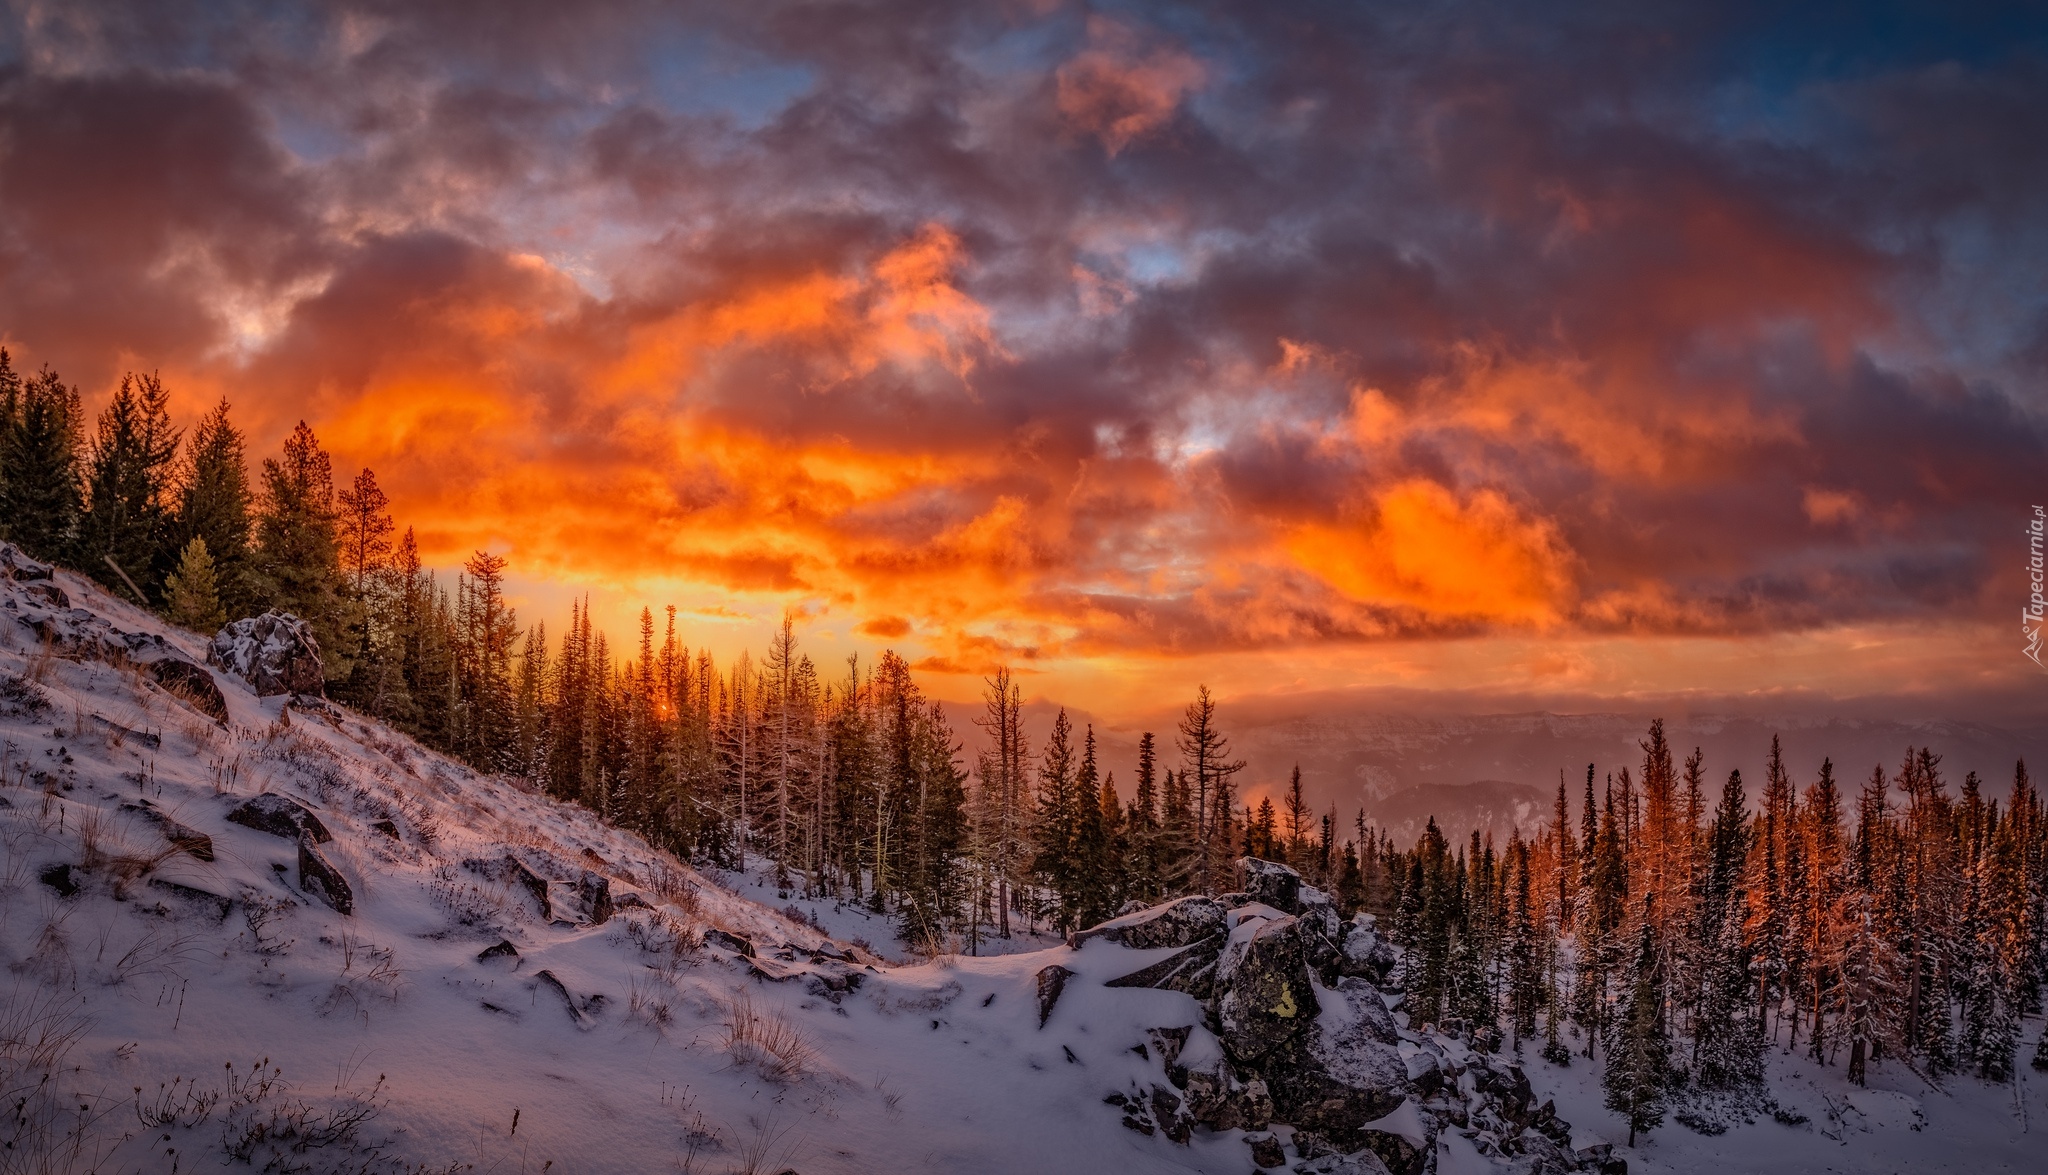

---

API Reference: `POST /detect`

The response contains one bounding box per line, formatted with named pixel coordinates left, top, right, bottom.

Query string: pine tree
left=162, top=536, right=227, bottom=632
left=252, top=422, right=346, bottom=673
left=0, top=363, right=85, bottom=562
left=171, top=399, right=255, bottom=618
left=76, top=372, right=181, bottom=601
left=1176, top=684, right=1244, bottom=891
left=1033, top=709, right=1080, bottom=932
left=1605, top=903, right=1671, bottom=1146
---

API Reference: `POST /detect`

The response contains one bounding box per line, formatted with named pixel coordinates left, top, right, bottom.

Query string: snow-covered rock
left=209, top=609, right=325, bottom=696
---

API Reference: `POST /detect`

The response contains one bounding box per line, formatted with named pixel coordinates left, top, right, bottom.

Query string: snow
left=3, top=559, right=2045, bottom=1173
left=1358, top=1096, right=1428, bottom=1149
left=1519, top=1025, right=2048, bottom=1174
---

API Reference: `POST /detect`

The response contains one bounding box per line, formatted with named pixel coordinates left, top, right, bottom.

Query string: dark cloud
left=0, top=0, right=2043, bottom=697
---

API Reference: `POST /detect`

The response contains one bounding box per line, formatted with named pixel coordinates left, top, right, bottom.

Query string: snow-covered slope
left=1, top=552, right=2042, bottom=1174
left=0, top=557, right=1287, bottom=1173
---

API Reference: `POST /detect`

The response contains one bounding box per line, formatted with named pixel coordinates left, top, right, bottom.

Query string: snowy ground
left=2, top=562, right=2044, bottom=1174
left=1510, top=1019, right=2048, bottom=1174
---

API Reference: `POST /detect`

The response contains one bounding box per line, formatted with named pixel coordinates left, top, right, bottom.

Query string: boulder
left=704, top=928, right=756, bottom=958
left=1104, top=933, right=1225, bottom=999
left=1356, top=1098, right=1431, bottom=1175
left=1297, top=886, right=1345, bottom=983
left=1070, top=895, right=1226, bottom=951
left=227, top=794, right=333, bottom=843
left=209, top=611, right=325, bottom=697
left=548, top=870, right=613, bottom=928
left=1215, top=913, right=1320, bottom=1066
left=1238, top=857, right=1302, bottom=913
left=145, top=657, right=229, bottom=723
left=297, top=834, right=353, bottom=914
left=1339, top=913, right=1398, bottom=983
left=1263, top=983, right=1409, bottom=1152
left=1036, top=964, right=1075, bottom=1028
left=533, top=969, right=588, bottom=1025
left=0, top=543, right=53, bottom=581
left=478, top=939, right=519, bottom=962
left=1246, top=1130, right=1286, bottom=1169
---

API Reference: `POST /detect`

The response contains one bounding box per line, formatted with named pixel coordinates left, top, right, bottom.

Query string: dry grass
left=717, top=988, right=816, bottom=1084
left=648, top=861, right=701, bottom=916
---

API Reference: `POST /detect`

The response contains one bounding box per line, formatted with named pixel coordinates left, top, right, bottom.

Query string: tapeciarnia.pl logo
left=2028, top=505, right=2046, bottom=668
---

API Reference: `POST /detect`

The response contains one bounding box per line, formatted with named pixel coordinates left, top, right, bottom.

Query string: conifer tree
left=0, top=363, right=86, bottom=562
left=171, top=399, right=255, bottom=618
left=162, top=536, right=227, bottom=632
left=253, top=422, right=346, bottom=671
left=1605, top=903, right=1671, bottom=1145
left=1176, top=684, right=1244, bottom=891
left=76, top=372, right=180, bottom=601
left=1033, top=709, right=1080, bottom=932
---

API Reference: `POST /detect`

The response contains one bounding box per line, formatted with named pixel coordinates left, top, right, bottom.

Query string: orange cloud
left=1055, top=18, right=1207, bottom=155
left=1287, top=479, right=1576, bottom=625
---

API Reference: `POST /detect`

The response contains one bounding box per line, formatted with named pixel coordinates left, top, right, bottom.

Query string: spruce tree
left=1032, top=709, right=1079, bottom=932
left=77, top=372, right=181, bottom=601
left=162, top=536, right=227, bottom=632
left=171, top=399, right=255, bottom=618
left=252, top=421, right=347, bottom=671
left=1605, top=904, right=1671, bottom=1145
left=0, top=364, right=85, bottom=561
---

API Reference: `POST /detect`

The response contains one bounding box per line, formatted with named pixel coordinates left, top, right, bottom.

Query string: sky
left=2, top=0, right=2045, bottom=733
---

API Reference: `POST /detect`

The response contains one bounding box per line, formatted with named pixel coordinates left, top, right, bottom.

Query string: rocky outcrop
left=1239, top=857, right=1302, bottom=913
left=227, top=794, right=334, bottom=843
left=1215, top=910, right=1320, bottom=1066
left=0, top=550, right=228, bottom=723
left=1071, top=894, right=1225, bottom=950
left=0, top=544, right=54, bottom=582
left=209, top=611, right=325, bottom=697
left=1077, top=857, right=1617, bottom=1175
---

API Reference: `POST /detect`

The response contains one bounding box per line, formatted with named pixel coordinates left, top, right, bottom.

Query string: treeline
left=1348, top=722, right=2047, bottom=1141
left=0, top=351, right=1307, bottom=952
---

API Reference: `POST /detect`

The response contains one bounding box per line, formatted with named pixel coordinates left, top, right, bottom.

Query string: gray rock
left=533, top=969, right=587, bottom=1025
left=227, top=794, right=333, bottom=843
left=1246, top=1130, right=1286, bottom=1169
left=1237, top=857, right=1302, bottom=913
left=548, top=870, right=612, bottom=928
left=1215, top=913, right=1320, bottom=1065
left=122, top=800, right=215, bottom=861
left=1298, top=886, right=1345, bottom=983
left=0, top=543, right=53, bottom=581
left=478, top=939, right=519, bottom=962
left=1104, top=932, right=1225, bottom=999
left=1036, top=964, right=1075, bottom=1028
left=209, top=611, right=325, bottom=697
left=1070, top=895, right=1226, bottom=951
left=145, top=657, right=229, bottom=723
left=297, top=834, right=353, bottom=914
left=704, top=928, right=756, bottom=957
left=1339, top=913, right=1399, bottom=983
left=1263, top=982, right=1410, bottom=1152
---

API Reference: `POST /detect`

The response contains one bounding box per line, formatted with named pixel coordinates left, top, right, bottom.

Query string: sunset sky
left=2, top=1, right=2044, bottom=727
